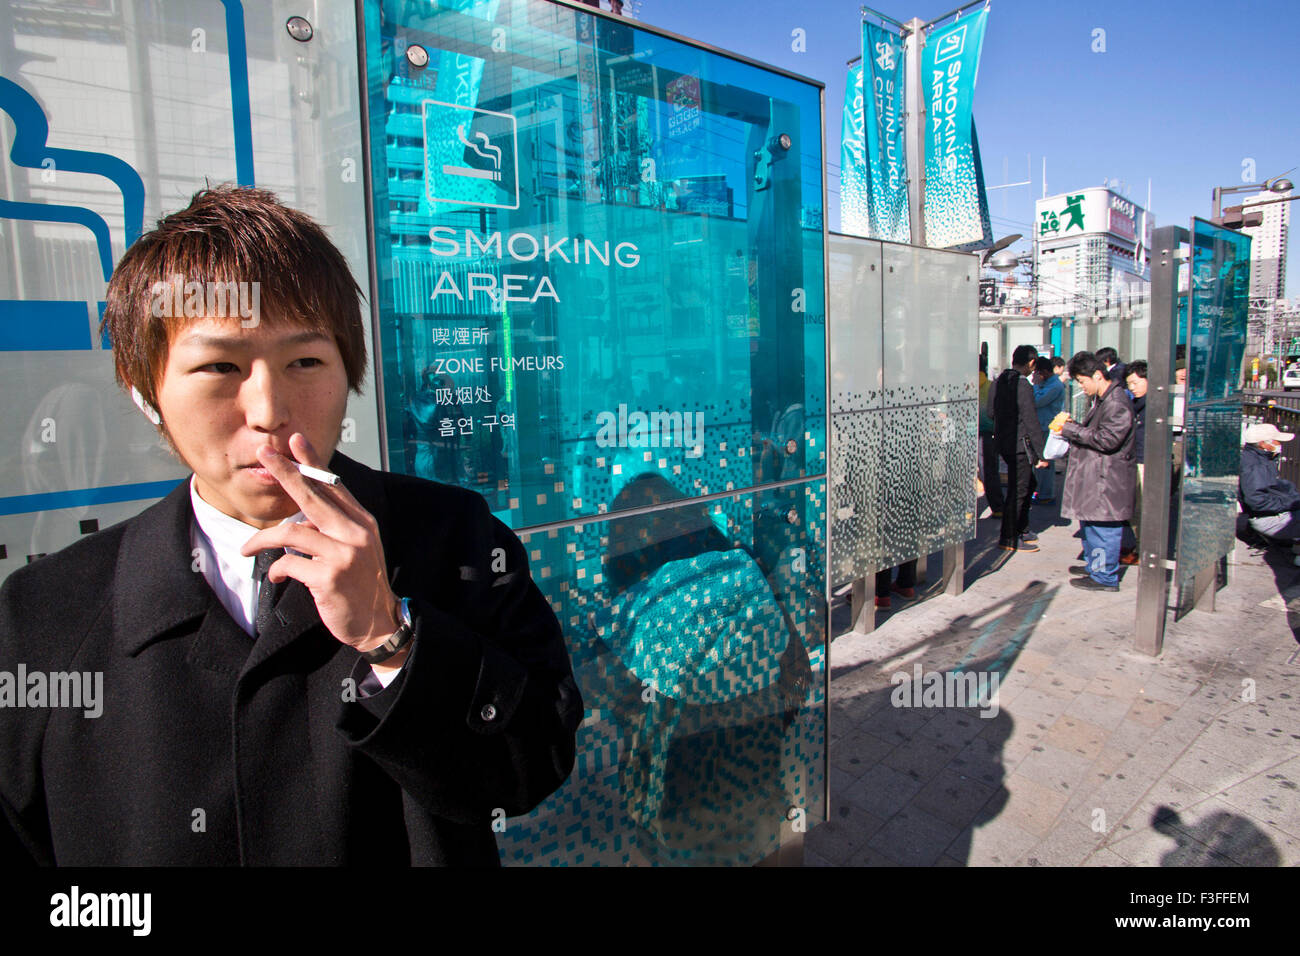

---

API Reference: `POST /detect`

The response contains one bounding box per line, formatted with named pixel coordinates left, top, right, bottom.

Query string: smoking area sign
left=423, top=99, right=520, bottom=209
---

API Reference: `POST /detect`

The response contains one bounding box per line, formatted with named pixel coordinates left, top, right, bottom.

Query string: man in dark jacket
left=1239, top=423, right=1300, bottom=542
left=1052, top=351, right=1137, bottom=591
left=0, top=186, right=582, bottom=865
left=1096, top=346, right=1127, bottom=389
left=988, top=345, right=1046, bottom=551
left=1121, top=360, right=1148, bottom=564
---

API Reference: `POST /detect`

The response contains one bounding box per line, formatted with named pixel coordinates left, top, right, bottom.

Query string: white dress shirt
left=188, top=476, right=400, bottom=690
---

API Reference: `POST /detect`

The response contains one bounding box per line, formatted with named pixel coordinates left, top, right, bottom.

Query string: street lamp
left=1211, top=170, right=1294, bottom=222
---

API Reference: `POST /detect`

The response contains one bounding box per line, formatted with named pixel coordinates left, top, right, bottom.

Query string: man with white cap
left=1239, top=423, right=1300, bottom=544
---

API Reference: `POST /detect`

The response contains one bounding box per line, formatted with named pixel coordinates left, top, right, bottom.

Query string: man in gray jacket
left=1052, top=351, right=1138, bottom=591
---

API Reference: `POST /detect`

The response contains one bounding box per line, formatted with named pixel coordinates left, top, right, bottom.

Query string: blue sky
left=634, top=0, right=1299, bottom=295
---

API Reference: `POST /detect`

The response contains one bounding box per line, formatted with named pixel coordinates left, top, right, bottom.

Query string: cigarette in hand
left=294, top=461, right=341, bottom=486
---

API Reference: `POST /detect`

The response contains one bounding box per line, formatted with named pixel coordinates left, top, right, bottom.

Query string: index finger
left=267, top=436, right=377, bottom=533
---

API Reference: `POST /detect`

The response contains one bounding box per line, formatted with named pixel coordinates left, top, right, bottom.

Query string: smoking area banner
left=920, top=8, right=992, bottom=249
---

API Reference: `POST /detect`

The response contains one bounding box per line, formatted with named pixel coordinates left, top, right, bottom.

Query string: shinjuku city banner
left=840, top=63, right=870, bottom=236
left=921, top=7, right=992, bottom=249
left=862, top=20, right=909, bottom=243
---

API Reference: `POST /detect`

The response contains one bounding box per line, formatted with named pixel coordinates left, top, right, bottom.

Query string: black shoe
left=1021, top=531, right=1038, bottom=542
left=1068, top=565, right=1092, bottom=576
left=1070, top=576, right=1119, bottom=592
left=997, top=540, right=1017, bottom=551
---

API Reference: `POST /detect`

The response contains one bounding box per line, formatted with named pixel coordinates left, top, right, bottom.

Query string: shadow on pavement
left=1233, top=518, right=1300, bottom=647
left=1151, top=805, right=1280, bottom=866
left=813, top=582, right=1057, bottom=865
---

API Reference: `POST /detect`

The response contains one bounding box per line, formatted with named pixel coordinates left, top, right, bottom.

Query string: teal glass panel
left=1175, top=218, right=1252, bottom=615
left=504, top=479, right=827, bottom=865
left=364, top=0, right=826, bottom=529
left=1184, top=220, right=1250, bottom=405
left=364, top=0, right=827, bottom=866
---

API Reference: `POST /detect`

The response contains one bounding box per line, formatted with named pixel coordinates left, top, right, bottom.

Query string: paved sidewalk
left=807, top=494, right=1300, bottom=867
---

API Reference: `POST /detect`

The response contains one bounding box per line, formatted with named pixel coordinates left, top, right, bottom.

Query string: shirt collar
left=189, top=475, right=306, bottom=574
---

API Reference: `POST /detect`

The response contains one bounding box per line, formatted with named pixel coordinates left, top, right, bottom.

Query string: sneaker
left=875, top=595, right=891, bottom=609
left=1068, top=565, right=1093, bottom=576
left=997, top=540, right=1017, bottom=551
left=1021, top=531, right=1038, bottom=542
left=891, top=583, right=916, bottom=599
left=1070, top=576, right=1119, bottom=592
left=1016, top=539, right=1040, bottom=552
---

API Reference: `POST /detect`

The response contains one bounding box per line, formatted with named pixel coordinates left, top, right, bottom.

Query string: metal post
left=941, top=543, right=964, bottom=595
left=850, top=575, right=875, bottom=634
left=1134, top=225, right=1187, bottom=655
left=902, top=18, right=926, bottom=246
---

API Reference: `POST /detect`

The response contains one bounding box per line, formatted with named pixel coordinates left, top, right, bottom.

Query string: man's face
left=1074, top=371, right=1105, bottom=397
left=1175, top=367, right=1187, bottom=385
left=153, top=315, right=349, bottom=528
left=1126, top=373, right=1148, bottom=398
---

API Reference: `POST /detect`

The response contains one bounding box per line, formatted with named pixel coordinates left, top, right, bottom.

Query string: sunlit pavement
left=812, top=489, right=1300, bottom=867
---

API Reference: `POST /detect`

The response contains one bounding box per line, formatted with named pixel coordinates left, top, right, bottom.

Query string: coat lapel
left=115, top=452, right=395, bottom=676
left=238, top=450, right=396, bottom=675
left=113, top=477, right=253, bottom=674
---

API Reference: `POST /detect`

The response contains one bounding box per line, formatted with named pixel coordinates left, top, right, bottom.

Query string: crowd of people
left=977, top=345, right=1142, bottom=593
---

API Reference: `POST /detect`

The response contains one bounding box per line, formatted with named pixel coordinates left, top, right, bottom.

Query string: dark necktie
left=253, top=548, right=287, bottom=637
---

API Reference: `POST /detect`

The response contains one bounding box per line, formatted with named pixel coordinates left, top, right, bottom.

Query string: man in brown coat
left=1051, top=351, right=1138, bottom=592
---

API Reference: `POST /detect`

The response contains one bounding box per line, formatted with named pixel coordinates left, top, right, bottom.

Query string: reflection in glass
left=509, top=480, right=826, bottom=865
left=366, top=0, right=826, bottom=529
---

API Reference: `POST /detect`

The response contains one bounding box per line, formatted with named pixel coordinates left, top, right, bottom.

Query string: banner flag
left=945, top=120, right=994, bottom=252
left=840, top=63, right=870, bottom=236
left=862, top=21, right=909, bottom=242
left=921, top=7, right=991, bottom=248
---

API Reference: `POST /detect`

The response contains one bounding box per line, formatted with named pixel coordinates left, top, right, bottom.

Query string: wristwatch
left=362, top=596, right=414, bottom=665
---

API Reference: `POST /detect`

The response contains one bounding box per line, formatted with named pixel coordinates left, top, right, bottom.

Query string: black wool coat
left=0, top=451, right=583, bottom=865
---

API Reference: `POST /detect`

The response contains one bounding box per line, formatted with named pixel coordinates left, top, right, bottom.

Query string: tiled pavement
left=807, top=493, right=1300, bottom=867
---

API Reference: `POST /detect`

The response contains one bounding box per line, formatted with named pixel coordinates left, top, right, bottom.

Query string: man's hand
left=1035, top=460, right=1049, bottom=469
left=239, top=433, right=400, bottom=656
